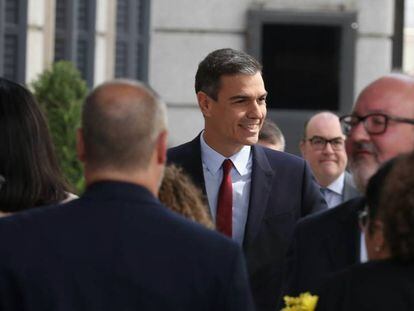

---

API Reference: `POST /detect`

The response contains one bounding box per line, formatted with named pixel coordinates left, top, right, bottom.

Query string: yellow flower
left=280, top=292, right=318, bottom=311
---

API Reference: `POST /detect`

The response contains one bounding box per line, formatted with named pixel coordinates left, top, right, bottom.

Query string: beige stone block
left=149, top=32, right=244, bottom=104
left=355, top=37, right=392, bottom=98
left=28, top=0, right=45, bottom=27
left=356, top=0, right=394, bottom=35
left=152, top=0, right=252, bottom=30
left=166, top=106, right=204, bottom=147
left=26, top=31, right=45, bottom=84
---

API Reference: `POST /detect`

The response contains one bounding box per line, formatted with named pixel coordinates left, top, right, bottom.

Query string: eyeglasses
left=306, top=136, right=345, bottom=151
left=340, top=113, right=414, bottom=136
left=358, top=206, right=369, bottom=229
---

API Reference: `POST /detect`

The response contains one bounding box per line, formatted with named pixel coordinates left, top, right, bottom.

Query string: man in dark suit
left=0, top=80, right=254, bottom=311
left=281, top=73, right=414, bottom=300
left=168, top=48, right=326, bottom=311
left=300, top=112, right=360, bottom=208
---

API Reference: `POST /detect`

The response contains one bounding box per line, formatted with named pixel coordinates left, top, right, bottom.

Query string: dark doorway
left=248, top=10, right=357, bottom=154
left=262, top=23, right=341, bottom=111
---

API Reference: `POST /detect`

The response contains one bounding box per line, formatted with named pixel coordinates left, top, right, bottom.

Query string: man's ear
left=156, top=130, right=168, bottom=165
left=76, top=128, right=86, bottom=162
left=197, top=91, right=213, bottom=117
left=299, top=140, right=306, bottom=157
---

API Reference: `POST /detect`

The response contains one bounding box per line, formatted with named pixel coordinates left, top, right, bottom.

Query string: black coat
left=0, top=181, right=254, bottom=311
left=316, top=259, right=414, bottom=311
left=280, top=196, right=365, bottom=302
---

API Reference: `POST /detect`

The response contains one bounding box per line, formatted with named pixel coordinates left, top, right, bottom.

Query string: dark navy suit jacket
left=168, top=136, right=327, bottom=311
left=280, top=196, right=365, bottom=303
left=0, top=181, right=254, bottom=311
left=316, top=259, right=414, bottom=311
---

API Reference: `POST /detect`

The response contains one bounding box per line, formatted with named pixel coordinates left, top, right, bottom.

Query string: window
left=54, top=0, right=96, bottom=86
left=248, top=10, right=356, bottom=113
left=115, top=0, right=150, bottom=81
left=248, top=10, right=357, bottom=155
left=0, top=0, right=28, bottom=83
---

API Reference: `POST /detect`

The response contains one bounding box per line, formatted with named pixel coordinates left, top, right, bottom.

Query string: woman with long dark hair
left=0, top=78, right=72, bottom=213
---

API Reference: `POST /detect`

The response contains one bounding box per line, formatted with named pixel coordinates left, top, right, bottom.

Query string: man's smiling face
left=346, top=75, right=414, bottom=191
left=200, top=72, right=267, bottom=157
left=300, top=112, right=347, bottom=187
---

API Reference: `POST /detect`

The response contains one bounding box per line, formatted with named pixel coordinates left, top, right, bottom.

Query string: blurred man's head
left=300, top=112, right=347, bottom=187
left=77, top=79, right=167, bottom=194
left=195, top=48, right=267, bottom=157
left=340, top=74, right=414, bottom=191
left=258, top=119, right=285, bottom=151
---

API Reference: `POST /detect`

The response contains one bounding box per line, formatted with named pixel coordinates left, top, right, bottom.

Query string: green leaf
left=31, top=61, right=88, bottom=194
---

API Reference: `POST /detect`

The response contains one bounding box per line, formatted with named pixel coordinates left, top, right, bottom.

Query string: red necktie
left=216, top=159, right=233, bottom=237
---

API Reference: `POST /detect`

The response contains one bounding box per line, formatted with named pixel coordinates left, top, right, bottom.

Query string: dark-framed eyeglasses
left=340, top=113, right=414, bottom=136
left=306, top=136, right=345, bottom=151
left=358, top=206, right=369, bottom=229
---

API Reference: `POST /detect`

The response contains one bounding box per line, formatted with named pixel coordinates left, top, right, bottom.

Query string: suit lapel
left=178, top=135, right=207, bottom=196
left=243, top=146, right=274, bottom=249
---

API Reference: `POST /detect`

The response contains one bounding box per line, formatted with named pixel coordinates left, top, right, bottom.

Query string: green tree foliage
left=31, top=61, right=88, bottom=193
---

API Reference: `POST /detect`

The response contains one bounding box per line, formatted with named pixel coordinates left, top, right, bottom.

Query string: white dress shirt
left=322, top=173, right=345, bottom=209
left=200, top=133, right=252, bottom=245
left=360, top=232, right=368, bottom=263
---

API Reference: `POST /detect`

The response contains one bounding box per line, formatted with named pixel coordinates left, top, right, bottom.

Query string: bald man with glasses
left=279, top=73, right=414, bottom=303
left=300, top=112, right=359, bottom=209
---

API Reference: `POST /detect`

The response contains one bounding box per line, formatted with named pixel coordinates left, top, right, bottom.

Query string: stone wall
left=149, top=0, right=395, bottom=147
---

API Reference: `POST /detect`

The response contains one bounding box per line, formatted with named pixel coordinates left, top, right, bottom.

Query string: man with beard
left=279, top=73, right=414, bottom=300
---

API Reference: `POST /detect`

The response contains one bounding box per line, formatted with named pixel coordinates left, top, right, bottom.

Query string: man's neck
left=84, top=166, right=160, bottom=197
left=202, top=131, right=243, bottom=158
left=317, top=174, right=341, bottom=188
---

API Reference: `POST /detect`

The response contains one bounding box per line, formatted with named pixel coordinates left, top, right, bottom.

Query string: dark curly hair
left=159, top=165, right=214, bottom=229
left=382, top=152, right=414, bottom=261
left=366, top=152, right=414, bottom=261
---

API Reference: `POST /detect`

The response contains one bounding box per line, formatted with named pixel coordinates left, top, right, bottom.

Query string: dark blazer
left=343, top=171, right=360, bottom=202
left=316, top=259, right=414, bottom=311
left=0, top=181, right=254, bottom=311
left=280, top=196, right=365, bottom=301
left=168, top=136, right=327, bottom=311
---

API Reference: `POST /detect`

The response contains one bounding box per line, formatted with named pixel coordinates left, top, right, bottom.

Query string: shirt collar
left=200, top=132, right=252, bottom=176
left=326, top=172, right=345, bottom=195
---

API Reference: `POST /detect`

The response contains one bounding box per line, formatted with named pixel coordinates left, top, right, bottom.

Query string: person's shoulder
left=318, top=260, right=414, bottom=311
left=346, top=259, right=414, bottom=278
left=167, top=136, right=200, bottom=159
left=0, top=198, right=77, bottom=226
left=168, top=140, right=192, bottom=155
left=297, top=196, right=364, bottom=231
left=256, top=144, right=302, bottom=162
left=321, top=260, right=398, bottom=294
left=0, top=202, right=64, bottom=250
left=254, top=144, right=305, bottom=168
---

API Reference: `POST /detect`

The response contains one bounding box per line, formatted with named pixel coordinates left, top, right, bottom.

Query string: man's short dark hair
left=195, top=48, right=262, bottom=100
left=259, top=119, right=286, bottom=150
